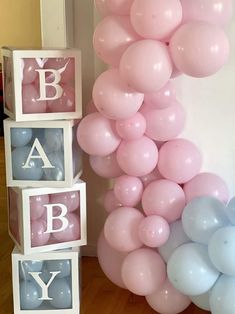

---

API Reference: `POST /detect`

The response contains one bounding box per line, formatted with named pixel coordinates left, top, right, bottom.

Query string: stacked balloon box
left=1, top=47, right=87, bottom=313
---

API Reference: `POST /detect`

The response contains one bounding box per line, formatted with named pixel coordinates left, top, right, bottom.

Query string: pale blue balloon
left=43, top=151, right=64, bottom=181
left=158, top=220, right=191, bottom=262
left=44, top=128, right=64, bottom=152
left=19, top=260, right=43, bottom=281
left=48, top=278, right=72, bottom=309
left=225, top=197, right=235, bottom=225
left=210, top=275, right=235, bottom=314
left=208, top=226, right=235, bottom=275
left=191, top=291, right=211, bottom=311
left=45, top=260, right=71, bottom=278
left=11, top=128, right=32, bottom=147
left=20, top=280, right=42, bottom=310
left=32, top=128, right=45, bottom=146
left=167, top=243, right=220, bottom=296
left=12, top=146, right=44, bottom=180
left=182, top=197, right=229, bottom=244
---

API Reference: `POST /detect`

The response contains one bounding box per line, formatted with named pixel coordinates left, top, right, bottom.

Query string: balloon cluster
left=76, top=1, right=234, bottom=313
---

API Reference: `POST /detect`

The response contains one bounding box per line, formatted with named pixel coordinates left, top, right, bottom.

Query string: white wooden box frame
left=12, top=246, right=80, bottom=314
left=8, top=180, right=87, bottom=254
left=2, top=47, right=82, bottom=121
left=4, top=118, right=82, bottom=188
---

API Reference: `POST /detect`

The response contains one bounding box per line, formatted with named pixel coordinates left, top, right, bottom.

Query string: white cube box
left=2, top=47, right=82, bottom=121
left=8, top=180, right=87, bottom=254
left=4, top=118, right=82, bottom=187
left=12, top=247, right=80, bottom=314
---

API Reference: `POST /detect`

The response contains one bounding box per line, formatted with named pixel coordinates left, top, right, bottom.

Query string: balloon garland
left=77, top=1, right=234, bottom=313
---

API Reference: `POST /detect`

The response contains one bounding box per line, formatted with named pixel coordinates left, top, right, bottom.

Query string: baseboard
left=81, top=243, right=97, bottom=257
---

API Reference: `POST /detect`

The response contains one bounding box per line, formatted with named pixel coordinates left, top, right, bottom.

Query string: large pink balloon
left=142, top=179, right=186, bottom=223
left=93, top=15, right=140, bottom=66
left=180, top=0, right=234, bottom=26
left=50, top=191, right=80, bottom=212
left=115, top=112, right=146, bottom=140
left=183, top=172, right=229, bottom=203
left=77, top=112, right=121, bottom=156
left=89, top=152, right=123, bottom=178
left=143, top=101, right=186, bottom=142
left=92, top=69, right=144, bottom=120
left=121, top=248, right=166, bottom=296
left=22, top=84, right=47, bottom=114
left=146, top=279, right=191, bottom=314
left=116, top=136, right=158, bottom=177
left=107, top=0, right=134, bottom=15
left=130, top=0, right=182, bottom=40
left=97, top=231, right=127, bottom=288
left=114, top=175, right=143, bottom=207
left=95, top=0, right=110, bottom=16
left=104, top=207, right=144, bottom=252
left=30, top=194, right=49, bottom=221
left=103, top=189, right=123, bottom=213
left=31, top=220, right=50, bottom=247
left=120, top=40, right=172, bottom=93
left=158, top=139, right=202, bottom=184
left=169, top=22, right=230, bottom=78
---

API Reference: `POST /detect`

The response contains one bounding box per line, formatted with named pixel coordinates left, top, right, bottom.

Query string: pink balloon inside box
left=2, top=47, right=82, bottom=122
left=8, top=181, right=87, bottom=255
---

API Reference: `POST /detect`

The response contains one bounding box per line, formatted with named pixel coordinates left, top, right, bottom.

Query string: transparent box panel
left=8, top=188, right=21, bottom=245
left=3, top=56, right=13, bottom=112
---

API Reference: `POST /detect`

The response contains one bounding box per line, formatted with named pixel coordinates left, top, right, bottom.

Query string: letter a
left=44, top=203, right=69, bottom=234
left=36, top=69, right=63, bottom=101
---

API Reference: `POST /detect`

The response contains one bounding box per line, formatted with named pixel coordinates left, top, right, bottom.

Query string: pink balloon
left=120, top=40, right=172, bottom=93
left=93, top=15, right=140, bottom=66
left=169, top=22, right=230, bottom=78
left=85, top=100, right=98, bottom=115
left=95, top=0, right=111, bottom=16
left=142, top=179, right=186, bottom=223
left=92, top=69, right=144, bottom=120
left=22, top=58, right=40, bottom=84
left=116, top=136, right=158, bottom=177
left=52, top=213, right=80, bottom=242
left=184, top=172, right=229, bottom=204
left=180, top=0, right=234, bottom=26
left=115, top=112, right=146, bottom=140
left=138, top=215, right=170, bottom=248
left=77, top=112, right=121, bottom=156
left=107, top=0, right=133, bottom=15
left=104, top=207, right=144, bottom=252
left=30, top=194, right=49, bottom=221
left=143, top=101, right=186, bottom=142
left=144, top=81, right=177, bottom=110
left=130, top=0, right=182, bottom=40
left=22, top=84, right=47, bottom=114
left=140, top=167, right=163, bottom=188
left=97, top=231, right=127, bottom=288
left=146, top=279, right=191, bottom=314
left=158, top=139, right=202, bottom=184
left=103, top=189, right=123, bottom=213
left=114, top=175, right=143, bottom=207
left=89, top=152, right=124, bottom=178
left=47, top=85, right=75, bottom=113
left=121, top=248, right=166, bottom=296
left=50, top=191, right=80, bottom=212
left=31, top=220, right=50, bottom=247
left=44, top=58, right=75, bottom=84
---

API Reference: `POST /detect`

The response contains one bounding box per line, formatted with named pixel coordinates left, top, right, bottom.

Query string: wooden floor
left=0, top=137, right=207, bottom=314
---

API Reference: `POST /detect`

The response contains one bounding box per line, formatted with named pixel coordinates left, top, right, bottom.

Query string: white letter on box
left=36, top=69, right=63, bottom=100
left=44, top=203, right=69, bottom=233
left=28, top=271, right=60, bottom=300
left=22, top=138, right=55, bottom=169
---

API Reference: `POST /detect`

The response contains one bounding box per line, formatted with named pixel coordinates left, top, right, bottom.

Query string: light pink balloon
left=120, top=40, right=172, bottom=93
left=77, top=112, right=121, bottom=156
left=44, top=58, right=75, bottom=84
left=142, top=179, right=186, bottom=223
left=107, top=0, right=133, bottom=15
left=22, top=84, right=47, bottom=114
left=95, top=0, right=111, bottom=16
left=92, top=69, right=144, bottom=120
left=89, top=152, right=123, bottom=178
left=30, top=194, right=49, bottom=221
left=158, top=139, right=202, bottom=184
left=143, top=101, right=186, bottom=142
left=97, top=231, right=127, bottom=288
left=116, top=136, right=158, bottom=177
left=184, top=172, right=229, bottom=204
left=104, top=207, right=144, bottom=252
left=169, top=22, right=230, bottom=78
left=180, top=0, right=234, bottom=26
left=114, top=175, right=143, bottom=207
left=52, top=213, right=80, bottom=242
left=130, top=0, right=182, bottom=40
left=144, top=81, right=177, bottom=110
left=50, top=191, right=80, bottom=212
left=93, top=15, right=140, bottom=66
left=140, top=167, right=163, bottom=188
left=138, top=215, right=170, bottom=248
left=103, top=189, right=123, bottom=213
left=47, top=85, right=75, bottom=113
left=146, top=279, right=191, bottom=314
left=31, top=220, right=50, bottom=247
left=85, top=100, right=98, bottom=115
left=115, top=112, right=146, bottom=140
left=22, top=58, right=40, bottom=84
left=121, top=248, right=166, bottom=296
